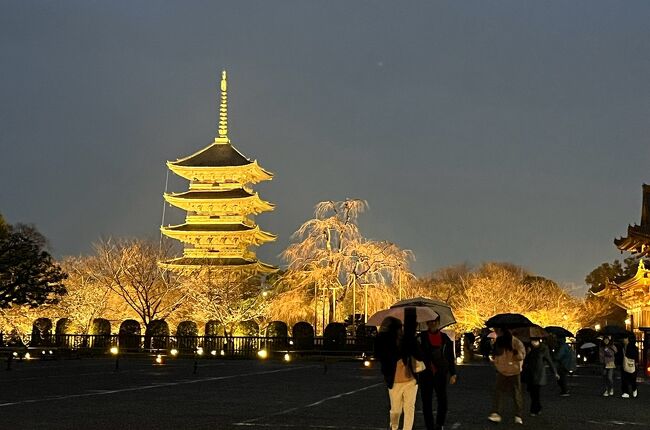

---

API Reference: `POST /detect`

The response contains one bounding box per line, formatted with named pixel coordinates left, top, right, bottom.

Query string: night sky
left=1, top=1, right=649, bottom=291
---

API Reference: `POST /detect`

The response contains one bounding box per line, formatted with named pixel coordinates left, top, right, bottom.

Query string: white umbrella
left=391, top=297, right=456, bottom=329
left=579, top=342, right=597, bottom=349
left=367, top=306, right=439, bottom=327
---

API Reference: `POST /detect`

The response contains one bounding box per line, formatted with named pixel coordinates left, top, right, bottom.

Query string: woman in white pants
left=375, top=312, right=421, bottom=430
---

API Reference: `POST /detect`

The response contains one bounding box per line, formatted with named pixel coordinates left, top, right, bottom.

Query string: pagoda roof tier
left=160, top=223, right=276, bottom=247
left=159, top=256, right=277, bottom=274
left=614, top=225, right=650, bottom=256
left=615, top=184, right=650, bottom=256
left=170, top=142, right=252, bottom=167
left=592, top=260, right=650, bottom=310
left=167, top=158, right=273, bottom=184
left=164, top=189, right=274, bottom=215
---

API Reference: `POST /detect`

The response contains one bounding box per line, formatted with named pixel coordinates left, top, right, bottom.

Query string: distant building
left=595, top=184, right=650, bottom=331
left=159, top=71, right=276, bottom=275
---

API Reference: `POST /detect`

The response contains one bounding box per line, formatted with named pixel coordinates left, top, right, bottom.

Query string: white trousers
left=388, top=379, right=418, bottom=430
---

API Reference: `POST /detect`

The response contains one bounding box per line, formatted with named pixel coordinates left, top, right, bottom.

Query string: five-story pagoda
left=160, top=71, right=276, bottom=274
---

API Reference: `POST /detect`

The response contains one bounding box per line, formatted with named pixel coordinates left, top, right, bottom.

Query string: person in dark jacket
left=418, top=316, right=457, bottom=430
left=522, top=339, right=558, bottom=416
left=620, top=334, right=639, bottom=398
left=552, top=336, right=573, bottom=396
left=375, top=311, right=422, bottom=430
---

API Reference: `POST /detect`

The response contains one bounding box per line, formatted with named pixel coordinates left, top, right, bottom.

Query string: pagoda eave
left=167, top=160, right=273, bottom=184
left=163, top=193, right=275, bottom=215
left=158, top=257, right=277, bottom=274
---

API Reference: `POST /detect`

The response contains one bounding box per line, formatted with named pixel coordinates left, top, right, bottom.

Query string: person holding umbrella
left=374, top=309, right=423, bottom=430
left=418, top=315, right=457, bottom=430
left=522, top=337, right=559, bottom=416
left=599, top=335, right=618, bottom=397
left=551, top=336, right=574, bottom=396
left=488, top=327, right=526, bottom=425
left=620, top=334, right=639, bottom=398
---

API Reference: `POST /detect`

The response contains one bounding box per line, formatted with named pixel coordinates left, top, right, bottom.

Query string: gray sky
left=1, top=1, right=649, bottom=291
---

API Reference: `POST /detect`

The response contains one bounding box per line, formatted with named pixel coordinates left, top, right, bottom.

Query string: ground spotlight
left=211, top=350, right=217, bottom=356
left=110, top=346, right=119, bottom=355
left=257, top=349, right=268, bottom=359
left=363, top=360, right=371, bottom=368
left=24, top=353, right=31, bottom=360
left=220, top=350, right=225, bottom=356
left=170, top=348, right=178, bottom=357
left=283, top=353, right=291, bottom=362
left=155, top=354, right=163, bottom=364
left=196, top=347, right=204, bottom=356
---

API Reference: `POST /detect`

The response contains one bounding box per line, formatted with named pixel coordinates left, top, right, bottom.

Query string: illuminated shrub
left=31, top=318, right=53, bottom=346
left=176, top=321, right=198, bottom=351
left=119, top=320, right=141, bottom=350
left=324, top=323, right=346, bottom=351
left=204, top=320, right=224, bottom=352
left=91, top=318, right=111, bottom=348
left=266, top=321, right=288, bottom=351
left=292, top=322, right=314, bottom=350
left=146, top=320, right=170, bottom=350
left=55, top=318, right=72, bottom=347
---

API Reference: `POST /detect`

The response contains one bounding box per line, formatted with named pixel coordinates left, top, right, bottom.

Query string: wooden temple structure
left=595, top=184, right=650, bottom=332
left=159, top=71, right=276, bottom=275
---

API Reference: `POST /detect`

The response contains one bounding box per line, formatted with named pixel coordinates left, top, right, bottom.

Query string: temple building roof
left=166, top=189, right=254, bottom=199
left=163, top=223, right=254, bottom=232
left=158, top=256, right=276, bottom=273
left=169, top=142, right=252, bottom=167
left=614, top=184, right=650, bottom=257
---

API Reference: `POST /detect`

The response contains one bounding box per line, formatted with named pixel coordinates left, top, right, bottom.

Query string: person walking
left=522, top=338, right=559, bottom=416
left=418, top=316, right=457, bottom=430
left=488, top=328, right=526, bottom=425
left=599, top=335, right=618, bottom=397
left=375, top=312, right=421, bottom=430
left=552, top=336, right=574, bottom=396
left=620, top=334, right=639, bottom=398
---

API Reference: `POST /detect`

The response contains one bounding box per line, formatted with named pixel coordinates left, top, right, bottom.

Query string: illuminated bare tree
left=92, top=239, right=188, bottom=331
left=56, top=256, right=132, bottom=334
left=278, top=199, right=414, bottom=327
left=189, top=269, right=269, bottom=336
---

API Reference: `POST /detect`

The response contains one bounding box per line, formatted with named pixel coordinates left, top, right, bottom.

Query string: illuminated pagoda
left=595, top=184, right=650, bottom=331
left=160, top=71, right=276, bottom=274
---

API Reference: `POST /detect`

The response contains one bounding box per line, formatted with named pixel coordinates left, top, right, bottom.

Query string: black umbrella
left=485, top=313, right=534, bottom=329
left=600, top=325, right=628, bottom=337
left=576, top=328, right=598, bottom=341
left=512, top=325, right=548, bottom=342
left=544, top=326, right=574, bottom=338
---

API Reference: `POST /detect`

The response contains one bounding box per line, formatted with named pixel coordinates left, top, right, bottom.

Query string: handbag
left=411, top=357, right=426, bottom=373
left=623, top=357, right=636, bottom=373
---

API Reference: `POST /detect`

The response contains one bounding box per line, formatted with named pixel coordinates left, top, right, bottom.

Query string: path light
left=196, top=347, right=204, bottom=356
left=289, top=340, right=294, bottom=345
left=110, top=347, right=119, bottom=355
left=220, top=349, right=225, bottom=356
left=12, top=352, right=18, bottom=357
left=155, top=354, right=163, bottom=364
left=24, top=353, right=31, bottom=360
left=210, top=350, right=217, bottom=356
left=170, top=348, right=178, bottom=357
left=595, top=324, right=601, bottom=331
left=363, top=360, right=371, bottom=368
left=283, top=353, right=291, bottom=362
left=48, top=350, right=53, bottom=355
left=583, top=356, right=587, bottom=362
left=257, top=349, right=268, bottom=359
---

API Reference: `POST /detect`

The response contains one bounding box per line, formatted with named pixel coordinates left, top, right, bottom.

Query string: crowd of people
left=374, top=313, right=641, bottom=430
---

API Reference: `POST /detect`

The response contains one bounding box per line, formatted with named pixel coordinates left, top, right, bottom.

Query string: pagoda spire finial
left=215, top=70, right=230, bottom=144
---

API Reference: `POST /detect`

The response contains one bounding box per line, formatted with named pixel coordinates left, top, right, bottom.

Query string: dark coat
left=623, top=342, right=639, bottom=362
left=375, top=332, right=422, bottom=389
left=523, top=343, right=557, bottom=386
left=418, top=330, right=457, bottom=377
